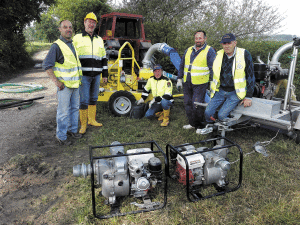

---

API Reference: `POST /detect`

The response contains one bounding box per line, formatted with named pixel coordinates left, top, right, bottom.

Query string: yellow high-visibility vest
left=183, top=46, right=210, bottom=84
left=53, top=39, right=82, bottom=88
left=211, top=48, right=246, bottom=99
left=142, top=76, right=173, bottom=99
left=73, top=34, right=106, bottom=73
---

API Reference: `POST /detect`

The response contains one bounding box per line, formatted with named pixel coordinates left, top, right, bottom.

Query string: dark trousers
left=183, top=77, right=208, bottom=128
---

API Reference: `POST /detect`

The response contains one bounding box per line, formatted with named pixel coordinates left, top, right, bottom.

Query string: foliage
left=120, top=0, right=284, bottom=55
left=34, top=13, right=60, bottom=42
left=25, top=42, right=52, bottom=57
left=239, top=39, right=300, bottom=90
left=120, top=0, right=202, bottom=48
left=175, top=0, right=284, bottom=53
left=0, top=0, right=55, bottom=78
left=52, top=0, right=111, bottom=33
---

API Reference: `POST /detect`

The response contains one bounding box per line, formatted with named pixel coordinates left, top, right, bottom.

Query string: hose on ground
left=0, top=83, right=44, bottom=93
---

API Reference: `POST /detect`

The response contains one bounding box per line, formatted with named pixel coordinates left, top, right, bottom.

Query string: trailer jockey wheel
left=109, top=91, right=136, bottom=117
left=295, top=130, right=300, bottom=144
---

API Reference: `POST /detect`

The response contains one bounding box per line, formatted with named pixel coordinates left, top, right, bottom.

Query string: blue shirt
left=42, top=36, right=77, bottom=71
left=178, top=43, right=216, bottom=81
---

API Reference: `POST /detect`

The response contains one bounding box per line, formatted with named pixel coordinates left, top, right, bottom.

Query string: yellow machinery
left=98, top=42, right=154, bottom=116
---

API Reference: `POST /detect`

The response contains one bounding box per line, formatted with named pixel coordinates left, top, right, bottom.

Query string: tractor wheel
left=108, top=91, right=136, bottom=117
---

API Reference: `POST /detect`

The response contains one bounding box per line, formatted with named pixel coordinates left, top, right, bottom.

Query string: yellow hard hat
left=84, top=12, right=97, bottom=23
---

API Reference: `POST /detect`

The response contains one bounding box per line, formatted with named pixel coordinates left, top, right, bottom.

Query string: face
left=59, top=20, right=73, bottom=40
left=194, top=32, right=207, bottom=48
left=84, top=18, right=97, bottom=35
left=154, top=69, right=162, bottom=79
left=222, top=41, right=237, bottom=56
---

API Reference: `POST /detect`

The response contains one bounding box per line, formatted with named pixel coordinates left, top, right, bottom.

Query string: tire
left=109, top=91, right=136, bottom=117
left=295, top=130, right=300, bottom=144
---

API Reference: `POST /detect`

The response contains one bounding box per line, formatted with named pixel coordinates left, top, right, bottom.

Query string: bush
left=0, top=32, right=33, bottom=81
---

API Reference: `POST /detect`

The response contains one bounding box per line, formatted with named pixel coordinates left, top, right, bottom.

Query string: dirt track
left=0, top=51, right=87, bottom=224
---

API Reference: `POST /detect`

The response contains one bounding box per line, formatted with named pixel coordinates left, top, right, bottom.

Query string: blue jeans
left=145, top=99, right=172, bottom=119
left=205, top=89, right=241, bottom=122
left=183, top=80, right=208, bottom=128
left=56, top=87, right=80, bottom=140
left=79, top=75, right=100, bottom=109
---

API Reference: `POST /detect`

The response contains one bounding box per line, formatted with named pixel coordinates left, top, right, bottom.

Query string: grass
left=25, top=41, right=52, bottom=57
left=37, top=97, right=300, bottom=225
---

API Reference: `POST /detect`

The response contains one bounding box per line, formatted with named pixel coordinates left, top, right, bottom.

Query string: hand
left=155, top=96, right=162, bottom=102
left=149, top=99, right=155, bottom=108
left=56, top=81, right=65, bottom=90
left=240, top=98, right=252, bottom=107
left=102, top=77, right=108, bottom=83
left=176, top=79, right=183, bottom=91
left=136, top=98, right=144, bottom=105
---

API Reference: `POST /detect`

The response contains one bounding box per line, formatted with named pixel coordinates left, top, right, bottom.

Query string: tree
left=0, top=0, right=55, bottom=77
left=121, top=0, right=284, bottom=55
left=52, top=0, right=111, bottom=33
left=177, top=0, right=284, bottom=52
left=121, top=0, right=203, bottom=47
left=35, top=13, right=60, bottom=42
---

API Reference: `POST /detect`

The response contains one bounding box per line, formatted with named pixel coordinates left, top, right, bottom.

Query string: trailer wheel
left=109, top=91, right=136, bottom=117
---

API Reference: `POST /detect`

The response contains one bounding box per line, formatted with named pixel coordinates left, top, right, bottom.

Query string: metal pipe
left=270, top=42, right=293, bottom=69
left=283, top=46, right=298, bottom=110
left=257, top=56, right=265, bottom=64
left=142, top=43, right=164, bottom=69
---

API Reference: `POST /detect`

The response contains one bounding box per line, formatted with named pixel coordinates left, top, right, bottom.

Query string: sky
left=264, top=0, right=300, bottom=36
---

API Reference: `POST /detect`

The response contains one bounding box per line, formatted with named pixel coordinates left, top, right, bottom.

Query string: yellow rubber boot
left=79, top=109, right=88, bottom=134
left=155, top=111, right=164, bottom=121
left=88, top=105, right=103, bottom=127
left=160, top=109, right=170, bottom=127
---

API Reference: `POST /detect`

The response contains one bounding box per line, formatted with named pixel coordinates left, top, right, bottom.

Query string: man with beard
left=176, top=30, right=216, bottom=133
left=73, top=12, right=108, bottom=134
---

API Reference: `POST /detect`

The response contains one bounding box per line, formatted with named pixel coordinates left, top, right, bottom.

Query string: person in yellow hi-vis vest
left=73, top=12, right=108, bottom=134
left=43, top=20, right=83, bottom=145
left=136, top=64, right=173, bottom=126
left=203, top=33, right=255, bottom=126
left=176, top=30, right=216, bottom=133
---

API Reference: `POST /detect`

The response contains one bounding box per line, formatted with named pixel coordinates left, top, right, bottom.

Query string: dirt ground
left=0, top=52, right=88, bottom=224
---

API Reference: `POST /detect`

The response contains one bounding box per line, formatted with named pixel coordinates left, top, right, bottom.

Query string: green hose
left=0, top=83, right=44, bottom=93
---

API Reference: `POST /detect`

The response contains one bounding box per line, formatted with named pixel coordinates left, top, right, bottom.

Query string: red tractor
left=98, top=12, right=152, bottom=67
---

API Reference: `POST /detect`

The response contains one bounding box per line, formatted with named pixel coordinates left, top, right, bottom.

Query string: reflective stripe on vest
left=73, top=34, right=106, bottom=73
left=53, top=39, right=82, bottom=88
left=183, top=46, right=210, bottom=84
left=211, top=48, right=246, bottom=99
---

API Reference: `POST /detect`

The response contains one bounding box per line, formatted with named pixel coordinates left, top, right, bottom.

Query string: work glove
left=149, top=99, right=155, bottom=108
left=136, top=98, right=144, bottom=105
left=155, top=96, right=162, bottom=103
left=176, top=79, right=183, bottom=91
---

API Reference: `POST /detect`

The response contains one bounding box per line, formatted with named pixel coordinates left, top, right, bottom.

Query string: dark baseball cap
left=220, top=33, right=236, bottom=43
left=153, top=64, right=162, bottom=71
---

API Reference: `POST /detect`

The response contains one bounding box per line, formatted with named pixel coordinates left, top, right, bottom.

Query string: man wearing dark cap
left=203, top=33, right=255, bottom=125
left=137, top=64, right=173, bottom=126
left=176, top=30, right=216, bottom=133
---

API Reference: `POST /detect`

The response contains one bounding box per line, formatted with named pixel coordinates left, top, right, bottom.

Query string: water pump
left=73, top=141, right=167, bottom=219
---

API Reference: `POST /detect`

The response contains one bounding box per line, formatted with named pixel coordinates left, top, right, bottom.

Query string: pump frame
left=166, top=136, right=243, bottom=202
left=89, top=140, right=168, bottom=219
